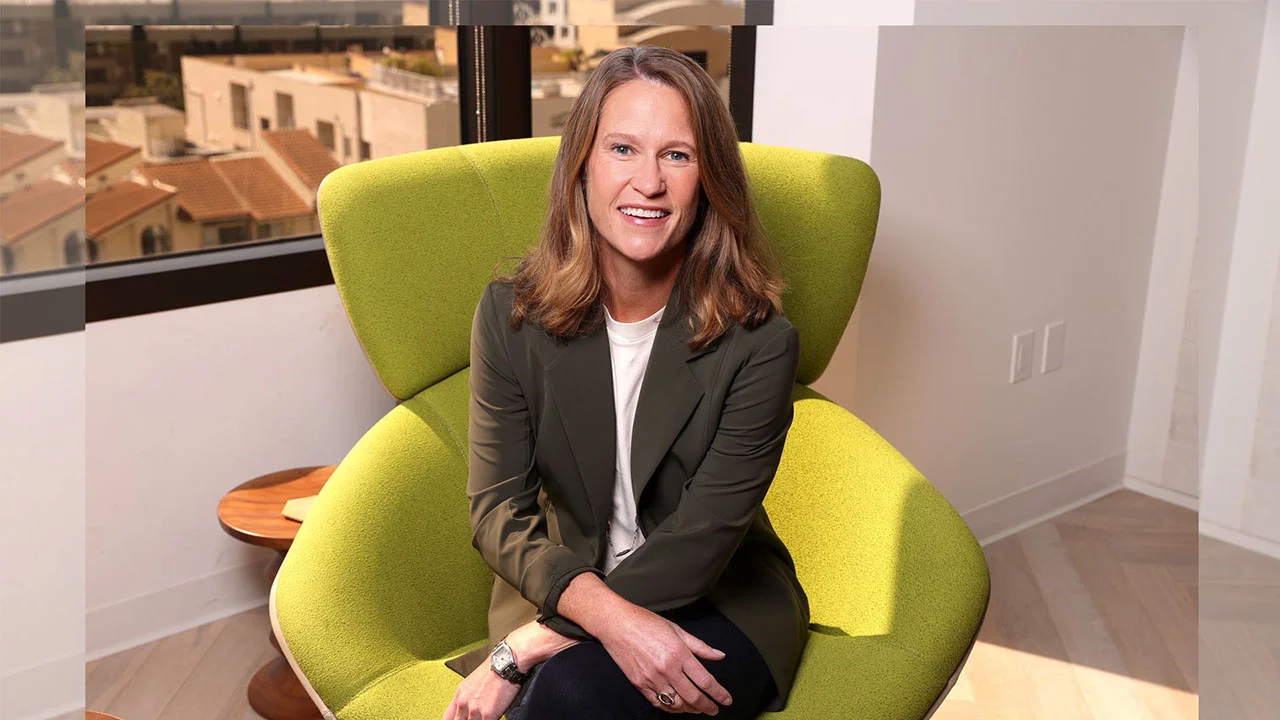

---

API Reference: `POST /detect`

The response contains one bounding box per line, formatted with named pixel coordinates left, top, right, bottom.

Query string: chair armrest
left=764, top=385, right=990, bottom=676
left=273, top=371, right=492, bottom=715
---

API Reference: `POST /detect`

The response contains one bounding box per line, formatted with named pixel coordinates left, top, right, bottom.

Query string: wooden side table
left=218, top=465, right=335, bottom=720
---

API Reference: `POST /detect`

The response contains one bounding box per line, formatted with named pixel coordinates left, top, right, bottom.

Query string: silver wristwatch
left=489, top=638, right=530, bottom=684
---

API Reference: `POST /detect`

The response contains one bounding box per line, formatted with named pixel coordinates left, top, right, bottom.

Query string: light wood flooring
left=85, top=488, right=1279, bottom=719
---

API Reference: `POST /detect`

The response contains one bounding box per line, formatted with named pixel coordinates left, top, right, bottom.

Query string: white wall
left=754, top=24, right=882, bottom=410
left=84, top=285, right=393, bottom=661
left=858, top=26, right=1182, bottom=534
left=0, top=332, right=86, bottom=720
left=1202, top=0, right=1280, bottom=555
left=1126, top=26, right=1201, bottom=506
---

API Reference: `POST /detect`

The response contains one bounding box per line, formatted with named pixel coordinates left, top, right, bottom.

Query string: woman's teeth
left=620, top=207, right=670, bottom=218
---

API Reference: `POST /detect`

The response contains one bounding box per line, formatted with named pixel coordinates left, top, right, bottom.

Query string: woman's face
left=584, top=79, right=701, bottom=270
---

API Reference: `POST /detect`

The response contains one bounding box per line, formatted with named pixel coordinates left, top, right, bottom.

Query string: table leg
left=249, top=550, right=322, bottom=720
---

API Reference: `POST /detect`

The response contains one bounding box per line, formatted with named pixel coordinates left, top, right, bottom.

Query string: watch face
left=493, top=643, right=514, bottom=669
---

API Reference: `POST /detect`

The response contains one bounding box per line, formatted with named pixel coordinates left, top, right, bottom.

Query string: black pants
left=504, top=597, right=776, bottom=720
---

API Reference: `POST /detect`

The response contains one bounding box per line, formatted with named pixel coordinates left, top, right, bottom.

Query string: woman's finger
left=682, top=655, right=733, bottom=707
left=664, top=668, right=719, bottom=716
left=441, top=695, right=456, bottom=720
left=677, top=627, right=726, bottom=661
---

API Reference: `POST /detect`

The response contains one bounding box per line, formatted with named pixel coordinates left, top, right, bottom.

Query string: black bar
left=745, top=0, right=775, bottom=25
left=82, top=247, right=335, bottom=325
left=459, top=25, right=532, bottom=144
left=0, top=284, right=85, bottom=343
left=729, top=25, right=758, bottom=143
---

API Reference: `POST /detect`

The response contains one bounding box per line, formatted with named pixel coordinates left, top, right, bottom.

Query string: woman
left=442, top=45, right=809, bottom=720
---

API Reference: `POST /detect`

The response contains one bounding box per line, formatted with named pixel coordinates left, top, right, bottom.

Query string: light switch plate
left=1043, top=321, right=1066, bottom=373
left=1011, top=330, right=1035, bottom=384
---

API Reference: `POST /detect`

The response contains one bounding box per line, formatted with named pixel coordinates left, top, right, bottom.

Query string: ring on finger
left=656, top=690, right=676, bottom=707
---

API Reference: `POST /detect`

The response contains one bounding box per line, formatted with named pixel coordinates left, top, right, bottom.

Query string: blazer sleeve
left=540, top=321, right=800, bottom=638
left=468, top=283, right=605, bottom=627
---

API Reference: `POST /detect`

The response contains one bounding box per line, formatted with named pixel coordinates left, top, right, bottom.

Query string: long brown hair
left=496, top=45, right=785, bottom=350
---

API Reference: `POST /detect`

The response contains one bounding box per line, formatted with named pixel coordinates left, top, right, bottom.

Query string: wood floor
left=934, top=489, right=1199, bottom=720
left=85, top=488, right=1278, bottom=719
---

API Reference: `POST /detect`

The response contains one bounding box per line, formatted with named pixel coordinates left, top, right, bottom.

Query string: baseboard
left=1200, top=519, right=1280, bottom=562
left=962, top=452, right=1126, bottom=546
left=1, top=652, right=83, bottom=720
left=1122, top=475, right=1200, bottom=511
left=86, top=558, right=273, bottom=662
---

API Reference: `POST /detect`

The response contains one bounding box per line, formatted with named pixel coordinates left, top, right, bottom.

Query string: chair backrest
left=316, top=136, right=880, bottom=400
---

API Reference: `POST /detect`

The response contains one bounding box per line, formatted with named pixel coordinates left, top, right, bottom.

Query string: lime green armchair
left=270, top=136, right=989, bottom=720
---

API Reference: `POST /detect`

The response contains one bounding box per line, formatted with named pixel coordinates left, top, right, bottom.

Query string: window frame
left=3, top=4, right=771, bottom=343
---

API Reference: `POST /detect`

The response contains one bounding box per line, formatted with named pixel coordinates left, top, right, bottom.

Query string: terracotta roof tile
left=210, top=155, right=311, bottom=221
left=138, top=158, right=247, bottom=222
left=0, top=178, right=84, bottom=243
left=85, top=136, right=140, bottom=176
left=261, top=129, right=339, bottom=191
left=0, top=128, right=64, bottom=175
left=86, top=179, right=175, bottom=237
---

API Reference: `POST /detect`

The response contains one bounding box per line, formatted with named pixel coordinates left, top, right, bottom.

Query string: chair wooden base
left=248, top=656, right=323, bottom=720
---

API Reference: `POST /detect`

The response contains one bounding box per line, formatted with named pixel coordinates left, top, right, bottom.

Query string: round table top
left=87, top=712, right=124, bottom=720
left=217, top=465, right=335, bottom=550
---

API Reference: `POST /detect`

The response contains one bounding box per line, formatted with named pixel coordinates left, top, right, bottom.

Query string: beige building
left=82, top=136, right=142, bottom=194
left=0, top=179, right=86, bottom=275
left=0, top=128, right=67, bottom=196
left=84, top=178, right=179, bottom=262
left=92, top=98, right=187, bottom=160
left=137, top=153, right=319, bottom=250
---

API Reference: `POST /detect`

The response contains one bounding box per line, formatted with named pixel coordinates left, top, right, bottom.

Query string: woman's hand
left=441, top=660, right=521, bottom=720
left=441, top=620, right=582, bottom=720
left=598, top=603, right=735, bottom=715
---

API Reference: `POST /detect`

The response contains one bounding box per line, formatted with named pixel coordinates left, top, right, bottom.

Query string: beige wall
left=84, top=154, right=140, bottom=195
left=109, top=107, right=186, bottom=160
left=568, top=0, right=617, bottom=25
left=0, top=145, right=67, bottom=196
left=2, top=206, right=85, bottom=275
left=361, top=89, right=460, bottom=156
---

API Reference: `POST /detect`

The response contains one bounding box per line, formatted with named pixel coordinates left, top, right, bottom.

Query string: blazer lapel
left=546, top=281, right=722, bottom=534
left=629, top=283, right=718, bottom=510
left=547, top=320, right=616, bottom=535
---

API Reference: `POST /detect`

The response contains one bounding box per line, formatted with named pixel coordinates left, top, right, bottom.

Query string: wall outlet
left=1042, top=321, right=1066, bottom=373
left=1011, top=330, right=1035, bottom=384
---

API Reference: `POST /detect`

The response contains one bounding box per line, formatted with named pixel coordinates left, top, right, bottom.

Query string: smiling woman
left=441, top=45, right=803, bottom=720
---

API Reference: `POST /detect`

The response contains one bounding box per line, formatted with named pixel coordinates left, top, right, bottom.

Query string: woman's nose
left=631, top=158, right=665, bottom=195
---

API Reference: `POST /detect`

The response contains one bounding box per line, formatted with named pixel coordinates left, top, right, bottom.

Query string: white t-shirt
left=601, top=302, right=665, bottom=574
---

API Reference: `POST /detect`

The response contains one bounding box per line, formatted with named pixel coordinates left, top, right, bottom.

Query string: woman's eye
left=669, top=151, right=690, bottom=162
left=612, top=144, right=632, bottom=155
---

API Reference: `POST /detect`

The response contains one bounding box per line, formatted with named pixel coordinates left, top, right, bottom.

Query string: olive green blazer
left=444, top=278, right=810, bottom=712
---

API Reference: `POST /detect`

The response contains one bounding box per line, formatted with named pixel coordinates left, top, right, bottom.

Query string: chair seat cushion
left=762, top=630, right=948, bottom=718
left=334, top=630, right=950, bottom=719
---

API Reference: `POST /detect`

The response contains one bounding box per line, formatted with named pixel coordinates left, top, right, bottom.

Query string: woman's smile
left=617, top=205, right=672, bottom=227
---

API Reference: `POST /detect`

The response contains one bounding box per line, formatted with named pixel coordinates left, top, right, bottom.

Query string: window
left=63, top=231, right=83, bottom=266
left=316, top=120, right=335, bottom=150
left=218, top=225, right=249, bottom=245
left=276, top=92, right=295, bottom=130
left=231, top=82, right=249, bottom=129
left=141, top=225, right=172, bottom=255
left=257, top=222, right=272, bottom=239
left=1, top=245, right=15, bottom=275
left=5, top=16, right=758, bottom=334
